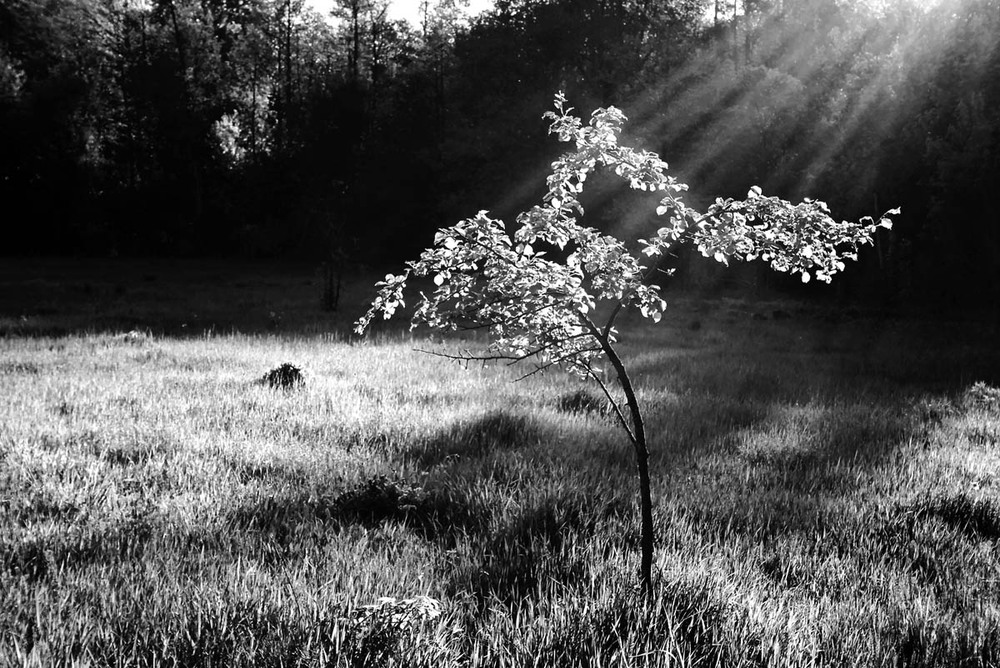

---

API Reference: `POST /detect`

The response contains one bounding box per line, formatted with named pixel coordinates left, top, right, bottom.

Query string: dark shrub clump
left=256, top=363, right=304, bottom=390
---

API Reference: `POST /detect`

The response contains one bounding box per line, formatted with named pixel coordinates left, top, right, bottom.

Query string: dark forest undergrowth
left=2, top=260, right=1000, bottom=666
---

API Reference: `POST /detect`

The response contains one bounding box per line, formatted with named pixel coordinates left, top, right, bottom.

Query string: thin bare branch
left=513, top=345, right=603, bottom=382
left=448, top=297, right=555, bottom=332
left=600, top=220, right=705, bottom=339
left=583, top=361, right=634, bottom=443
left=412, top=348, right=521, bottom=363
left=413, top=329, right=594, bottom=370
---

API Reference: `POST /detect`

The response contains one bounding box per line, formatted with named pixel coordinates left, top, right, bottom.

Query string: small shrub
left=256, top=363, right=304, bottom=390
left=334, top=476, right=428, bottom=524
left=963, top=381, right=1000, bottom=412
left=343, top=596, right=451, bottom=666
left=915, top=396, right=956, bottom=427
left=121, top=329, right=150, bottom=344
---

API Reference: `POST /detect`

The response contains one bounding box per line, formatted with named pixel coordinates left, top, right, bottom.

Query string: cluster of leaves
left=349, top=596, right=443, bottom=629
left=356, top=94, right=896, bottom=380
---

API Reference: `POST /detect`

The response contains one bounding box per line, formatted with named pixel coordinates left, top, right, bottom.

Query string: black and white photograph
left=2, top=0, right=999, bottom=664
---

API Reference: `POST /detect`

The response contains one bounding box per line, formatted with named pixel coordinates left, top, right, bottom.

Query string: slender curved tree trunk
left=601, top=340, right=654, bottom=593
left=634, top=431, right=654, bottom=592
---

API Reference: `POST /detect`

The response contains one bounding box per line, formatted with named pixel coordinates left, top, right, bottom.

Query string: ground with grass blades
left=2, top=260, right=1000, bottom=666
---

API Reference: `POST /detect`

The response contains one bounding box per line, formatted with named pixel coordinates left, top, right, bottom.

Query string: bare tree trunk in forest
left=285, top=0, right=293, bottom=114
left=350, top=0, right=361, bottom=86
left=733, top=0, right=740, bottom=73
left=435, top=43, right=445, bottom=131
left=744, top=10, right=752, bottom=65
left=164, top=0, right=203, bottom=230
left=369, top=5, right=380, bottom=117
left=321, top=247, right=344, bottom=311
left=250, top=62, right=258, bottom=156
left=166, top=0, right=186, bottom=73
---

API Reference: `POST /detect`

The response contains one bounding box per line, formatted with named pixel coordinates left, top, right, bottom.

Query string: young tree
left=355, top=93, right=897, bottom=592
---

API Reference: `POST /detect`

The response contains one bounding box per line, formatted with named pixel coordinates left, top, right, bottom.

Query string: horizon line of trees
left=1, top=0, right=998, bottom=309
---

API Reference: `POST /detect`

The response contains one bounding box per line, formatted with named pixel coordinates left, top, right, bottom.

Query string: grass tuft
left=255, top=362, right=305, bottom=390
left=0, top=360, right=40, bottom=374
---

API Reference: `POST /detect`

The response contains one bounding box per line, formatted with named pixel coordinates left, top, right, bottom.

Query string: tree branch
left=413, top=347, right=521, bottom=364
left=513, top=345, right=603, bottom=382
left=600, top=206, right=724, bottom=338
left=582, top=361, right=635, bottom=443
left=413, top=330, right=593, bottom=369
left=445, top=298, right=560, bottom=332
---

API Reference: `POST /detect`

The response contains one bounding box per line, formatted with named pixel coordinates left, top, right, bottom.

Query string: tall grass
left=1, top=276, right=1000, bottom=665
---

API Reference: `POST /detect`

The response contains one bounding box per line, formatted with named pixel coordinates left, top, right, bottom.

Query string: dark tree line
left=1, top=0, right=998, bottom=309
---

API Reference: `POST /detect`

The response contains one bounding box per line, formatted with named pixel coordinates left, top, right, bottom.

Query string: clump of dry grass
left=256, top=362, right=305, bottom=390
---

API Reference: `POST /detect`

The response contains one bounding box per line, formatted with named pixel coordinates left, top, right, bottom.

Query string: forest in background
left=1, top=0, right=998, bottom=310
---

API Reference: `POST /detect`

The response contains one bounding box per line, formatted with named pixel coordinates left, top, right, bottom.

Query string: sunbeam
left=569, top=0, right=992, bottom=246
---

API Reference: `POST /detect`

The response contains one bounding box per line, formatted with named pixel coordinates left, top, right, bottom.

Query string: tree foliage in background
left=356, top=95, right=896, bottom=589
left=0, top=0, right=996, bottom=311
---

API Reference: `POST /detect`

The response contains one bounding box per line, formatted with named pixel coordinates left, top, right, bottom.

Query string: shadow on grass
left=750, top=407, right=910, bottom=494
left=444, top=489, right=633, bottom=610
left=911, top=494, right=1000, bottom=541
left=873, top=492, right=1000, bottom=588
left=400, top=410, right=539, bottom=468
left=224, top=410, right=634, bottom=608
left=225, top=475, right=490, bottom=554
left=529, top=580, right=733, bottom=666
left=646, top=393, right=774, bottom=460
left=624, top=309, right=998, bottom=522
left=677, top=400, right=917, bottom=541
left=621, top=317, right=1000, bottom=637
left=0, top=514, right=152, bottom=582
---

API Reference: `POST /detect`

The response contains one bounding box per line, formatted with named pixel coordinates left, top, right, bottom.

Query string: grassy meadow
left=2, top=259, right=1000, bottom=666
